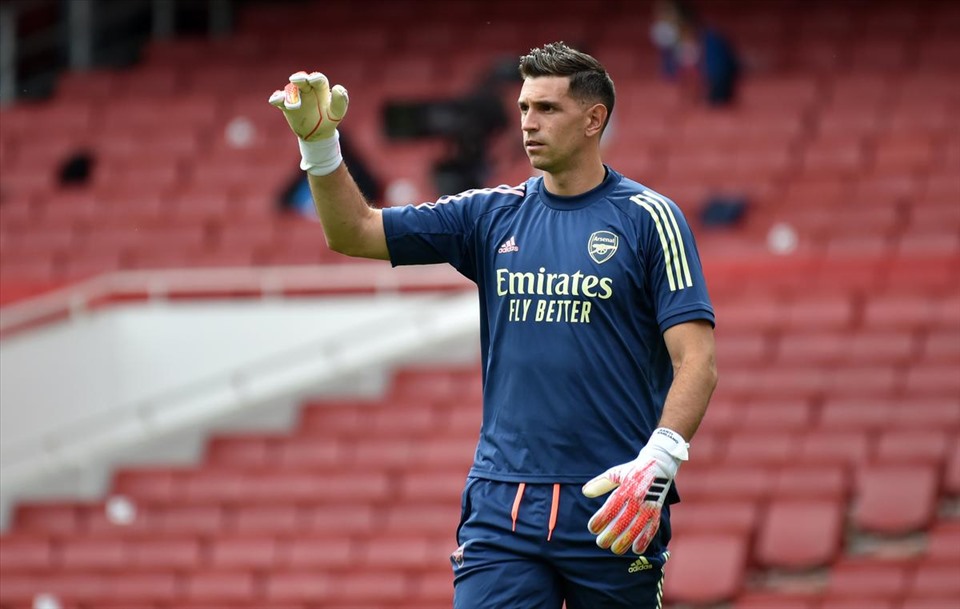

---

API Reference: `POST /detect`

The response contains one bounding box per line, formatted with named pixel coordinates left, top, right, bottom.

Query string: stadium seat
left=734, top=593, right=817, bottom=609
left=0, top=534, right=53, bottom=571
left=819, top=599, right=897, bottom=609
left=663, top=534, right=749, bottom=605
left=724, top=431, right=801, bottom=466
left=875, top=430, right=952, bottom=465
left=105, top=571, right=182, bottom=604
left=908, top=560, right=960, bottom=599
left=128, top=536, right=202, bottom=570
left=59, top=536, right=127, bottom=570
left=204, top=433, right=277, bottom=467
left=853, top=465, right=939, bottom=535
left=676, top=464, right=775, bottom=504
left=262, top=570, right=333, bottom=602
left=824, top=558, right=913, bottom=602
left=12, top=502, right=82, bottom=533
left=209, top=535, right=279, bottom=569
left=276, top=436, right=345, bottom=469
left=300, top=504, right=376, bottom=536
left=904, top=365, right=960, bottom=398
left=151, top=504, right=226, bottom=535
left=184, top=570, right=257, bottom=602
left=818, top=398, right=895, bottom=431
left=755, top=500, right=844, bottom=570
left=773, top=465, right=851, bottom=501
left=900, top=598, right=960, bottom=609
left=668, top=501, right=759, bottom=539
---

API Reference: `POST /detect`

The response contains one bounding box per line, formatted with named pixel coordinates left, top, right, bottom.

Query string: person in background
left=650, top=0, right=741, bottom=106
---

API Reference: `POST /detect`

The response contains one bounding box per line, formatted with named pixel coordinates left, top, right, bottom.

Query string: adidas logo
left=629, top=556, right=653, bottom=573
left=497, top=236, right=519, bottom=254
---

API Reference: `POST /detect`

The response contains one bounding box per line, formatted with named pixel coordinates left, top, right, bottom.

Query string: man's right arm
left=307, top=164, right=389, bottom=260
left=269, top=70, right=389, bottom=261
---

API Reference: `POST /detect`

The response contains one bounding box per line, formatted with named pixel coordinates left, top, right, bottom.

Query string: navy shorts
left=450, top=478, right=673, bottom=609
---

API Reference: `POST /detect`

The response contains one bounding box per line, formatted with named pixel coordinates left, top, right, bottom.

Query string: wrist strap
left=648, top=427, right=690, bottom=462
left=298, top=130, right=343, bottom=176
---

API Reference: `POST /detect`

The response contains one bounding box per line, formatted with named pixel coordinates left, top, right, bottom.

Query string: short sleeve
left=382, top=197, right=478, bottom=280
left=632, top=189, right=715, bottom=333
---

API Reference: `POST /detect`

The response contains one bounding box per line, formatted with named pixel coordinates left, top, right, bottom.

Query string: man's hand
left=269, top=71, right=349, bottom=141
left=582, top=428, right=689, bottom=555
left=269, top=72, right=349, bottom=176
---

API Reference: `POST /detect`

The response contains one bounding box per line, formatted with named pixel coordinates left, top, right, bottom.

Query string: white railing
left=0, top=263, right=474, bottom=336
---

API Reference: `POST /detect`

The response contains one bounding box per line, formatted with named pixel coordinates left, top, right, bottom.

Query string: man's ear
left=585, top=103, right=608, bottom=137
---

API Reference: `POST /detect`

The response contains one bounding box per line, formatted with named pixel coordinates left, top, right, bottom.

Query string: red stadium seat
left=0, top=534, right=53, bottom=571
left=773, top=465, right=851, bottom=501
left=100, top=571, right=180, bottom=604
left=734, top=593, right=817, bottom=609
left=819, top=598, right=897, bottom=609
left=263, top=570, right=333, bottom=602
left=275, top=436, right=345, bottom=469
left=904, top=365, right=960, bottom=398
left=301, top=504, right=376, bottom=536
left=825, top=558, right=913, bottom=602
left=724, top=431, right=801, bottom=466
left=204, top=433, right=276, bottom=467
left=128, top=536, right=202, bottom=570
left=755, top=500, right=844, bottom=570
left=184, top=570, right=257, bottom=602
left=853, top=465, right=938, bottom=535
left=663, top=534, right=749, bottom=605
left=59, top=536, right=127, bottom=570
left=12, top=502, right=82, bottom=533
left=797, top=428, right=871, bottom=466
left=209, top=535, right=279, bottom=569
left=676, top=464, right=775, bottom=504
left=284, top=534, right=356, bottom=569
left=900, top=598, right=960, bottom=609
left=926, top=522, right=960, bottom=561
left=152, top=504, right=226, bottom=535
left=668, top=501, right=759, bottom=538
left=875, top=430, right=952, bottom=465
left=908, top=560, right=960, bottom=599
left=818, top=398, right=895, bottom=431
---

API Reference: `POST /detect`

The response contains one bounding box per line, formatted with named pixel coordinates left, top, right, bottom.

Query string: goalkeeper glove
left=582, top=427, right=689, bottom=555
left=268, top=71, right=349, bottom=176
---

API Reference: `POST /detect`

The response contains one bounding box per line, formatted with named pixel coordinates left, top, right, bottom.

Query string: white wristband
left=298, top=130, right=343, bottom=176
left=648, top=427, right=690, bottom=462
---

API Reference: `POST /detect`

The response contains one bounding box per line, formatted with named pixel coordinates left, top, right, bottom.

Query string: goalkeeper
left=270, top=42, right=717, bottom=609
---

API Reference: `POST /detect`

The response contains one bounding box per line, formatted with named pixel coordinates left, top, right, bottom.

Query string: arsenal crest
left=588, top=230, right=619, bottom=264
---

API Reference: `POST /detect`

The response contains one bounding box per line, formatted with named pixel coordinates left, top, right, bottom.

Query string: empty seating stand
left=2, top=1, right=960, bottom=608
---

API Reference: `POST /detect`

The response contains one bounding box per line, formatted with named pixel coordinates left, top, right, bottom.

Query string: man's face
left=518, top=76, right=592, bottom=173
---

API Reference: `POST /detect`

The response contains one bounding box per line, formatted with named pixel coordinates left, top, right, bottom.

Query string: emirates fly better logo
left=588, top=230, right=619, bottom=264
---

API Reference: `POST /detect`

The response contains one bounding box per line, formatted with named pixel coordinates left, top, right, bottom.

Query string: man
left=269, top=42, right=718, bottom=609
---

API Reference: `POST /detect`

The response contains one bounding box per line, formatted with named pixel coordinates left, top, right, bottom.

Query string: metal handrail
left=0, top=263, right=474, bottom=336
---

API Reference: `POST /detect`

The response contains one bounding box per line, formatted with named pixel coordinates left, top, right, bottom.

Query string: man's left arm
left=582, top=319, right=717, bottom=555
left=658, top=319, right=718, bottom=441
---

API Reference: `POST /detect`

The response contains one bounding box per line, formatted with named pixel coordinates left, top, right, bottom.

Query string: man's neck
left=543, top=158, right=607, bottom=197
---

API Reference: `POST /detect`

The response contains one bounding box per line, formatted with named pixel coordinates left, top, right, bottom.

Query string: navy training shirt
left=382, top=167, right=715, bottom=489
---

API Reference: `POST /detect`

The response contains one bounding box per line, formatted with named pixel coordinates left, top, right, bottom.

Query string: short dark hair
left=518, top=42, right=616, bottom=132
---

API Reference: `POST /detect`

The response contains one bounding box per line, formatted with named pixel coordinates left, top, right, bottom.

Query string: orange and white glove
left=582, top=427, right=689, bottom=555
left=268, top=71, right=349, bottom=176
